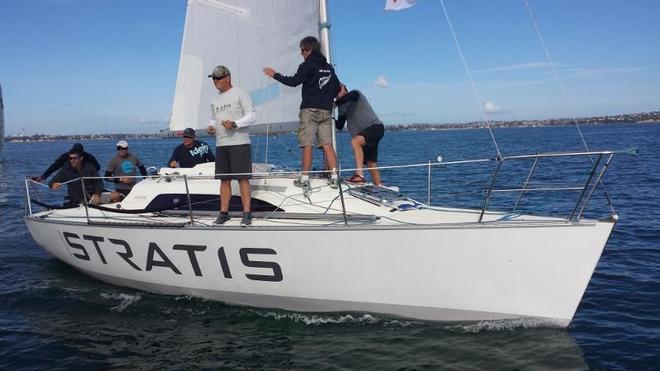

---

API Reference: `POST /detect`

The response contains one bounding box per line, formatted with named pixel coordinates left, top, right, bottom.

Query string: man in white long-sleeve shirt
left=206, top=65, right=256, bottom=226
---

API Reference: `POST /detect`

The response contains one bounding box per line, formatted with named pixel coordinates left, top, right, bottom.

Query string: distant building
left=159, top=127, right=212, bottom=139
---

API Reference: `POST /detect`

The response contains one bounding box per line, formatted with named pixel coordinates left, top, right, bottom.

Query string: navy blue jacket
left=273, top=50, right=340, bottom=111
left=42, top=151, right=100, bottom=180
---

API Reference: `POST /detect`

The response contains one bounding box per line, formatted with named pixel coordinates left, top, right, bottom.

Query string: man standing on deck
left=206, top=65, right=255, bottom=226
left=262, top=36, right=341, bottom=188
left=32, top=143, right=100, bottom=182
left=335, top=84, right=385, bottom=185
left=49, top=148, right=102, bottom=206
left=104, top=140, right=147, bottom=202
left=168, top=128, right=215, bottom=168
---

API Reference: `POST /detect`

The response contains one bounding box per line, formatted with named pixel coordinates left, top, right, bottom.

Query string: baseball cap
left=208, top=65, right=231, bottom=78
left=183, top=128, right=195, bottom=137
left=70, top=143, right=84, bottom=153
left=116, top=140, right=129, bottom=149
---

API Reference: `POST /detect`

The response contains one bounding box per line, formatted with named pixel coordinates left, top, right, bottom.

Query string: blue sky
left=1, top=0, right=659, bottom=135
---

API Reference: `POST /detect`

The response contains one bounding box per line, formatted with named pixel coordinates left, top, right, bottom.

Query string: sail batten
left=170, top=0, right=320, bottom=132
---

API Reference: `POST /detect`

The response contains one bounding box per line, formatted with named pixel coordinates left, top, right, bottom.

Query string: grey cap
left=208, top=65, right=231, bottom=78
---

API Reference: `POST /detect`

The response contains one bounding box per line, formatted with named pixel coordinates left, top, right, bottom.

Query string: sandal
left=347, top=174, right=366, bottom=183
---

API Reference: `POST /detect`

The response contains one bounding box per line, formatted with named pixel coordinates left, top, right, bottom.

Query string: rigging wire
left=522, top=0, right=591, bottom=154
left=523, top=0, right=615, bottom=214
left=439, top=0, right=502, bottom=160
left=264, top=0, right=278, bottom=165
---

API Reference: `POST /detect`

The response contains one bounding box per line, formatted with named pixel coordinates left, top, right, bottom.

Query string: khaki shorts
left=298, top=108, right=333, bottom=148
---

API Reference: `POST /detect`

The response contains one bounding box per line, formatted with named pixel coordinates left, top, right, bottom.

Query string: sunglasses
left=116, top=147, right=128, bottom=150
left=68, top=156, right=81, bottom=161
left=183, top=135, right=193, bottom=139
left=212, top=75, right=228, bottom=81
left=300, top=48, right=311, bottom=53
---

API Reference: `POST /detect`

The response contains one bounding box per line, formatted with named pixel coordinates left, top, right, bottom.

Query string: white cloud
left=138, top=117, right=168, bottom=125
left=378, top=110, right=415, bottom=118
left=472, top=62, right=553, bottom=74
left=563, top=67, right=642, bottom=78
left=373, top=75, right=390, bottom=88
left=482, top=101, right=502, bottom=114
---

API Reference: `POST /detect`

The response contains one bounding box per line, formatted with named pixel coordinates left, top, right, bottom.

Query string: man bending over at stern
left=206, top=65, right=255, bottom=226
left=49, top=148, right=102, bottom=207
left=335, top=84, right=385, bottom=185
left=169, top=127, right=215, bottom=168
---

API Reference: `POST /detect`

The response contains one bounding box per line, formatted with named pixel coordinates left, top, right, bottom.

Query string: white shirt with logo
left=210, top=86, right=255, bottom=147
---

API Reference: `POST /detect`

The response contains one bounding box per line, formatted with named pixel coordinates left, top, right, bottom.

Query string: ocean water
left=1, top=123, right=659, bottom=370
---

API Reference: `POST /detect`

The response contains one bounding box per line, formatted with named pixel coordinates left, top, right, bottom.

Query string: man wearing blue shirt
left=168, top=128, right=215, bottom=168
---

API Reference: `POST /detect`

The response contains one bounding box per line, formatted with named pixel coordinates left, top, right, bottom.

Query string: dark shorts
left=215, top=144, right=252, bottom=180
left=358, top=124, right=385, bottom=164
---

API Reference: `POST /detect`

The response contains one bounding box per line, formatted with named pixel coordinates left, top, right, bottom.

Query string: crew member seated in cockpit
left=168, top=128, right=215, bottom=168
left=49, top=148, right=102, bottom=207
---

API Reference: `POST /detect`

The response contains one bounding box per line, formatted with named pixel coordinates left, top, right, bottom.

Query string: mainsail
left=170, top=0, right=320, bottom=134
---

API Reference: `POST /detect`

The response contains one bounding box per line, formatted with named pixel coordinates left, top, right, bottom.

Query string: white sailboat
left=24, top=0, right=625, bottom=327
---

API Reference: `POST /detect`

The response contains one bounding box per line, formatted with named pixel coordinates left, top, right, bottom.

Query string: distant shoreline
left=5, top=111, right=659, bottom=143
left=388, top=118, right=660, bottom=132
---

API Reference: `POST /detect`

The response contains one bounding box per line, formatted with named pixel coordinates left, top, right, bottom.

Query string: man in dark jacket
left=263, top=36, right=341, bottom=188
left=49, top=148, right=103, bottom=206
left=168, top=128, right=215, bottom=168
left=33, top=143, right=100, bottom=182
left=335, top=84, right=385, bottom=185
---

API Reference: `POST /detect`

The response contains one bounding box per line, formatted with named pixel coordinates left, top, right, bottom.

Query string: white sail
left=170, top=0, right=320, bottom=133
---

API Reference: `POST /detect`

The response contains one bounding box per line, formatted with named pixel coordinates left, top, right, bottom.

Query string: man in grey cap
left=168, top=128, right=215, bottom=168
left=206, top=65, right=256, bottom=226
left=104, top=140, right=147, bottom=202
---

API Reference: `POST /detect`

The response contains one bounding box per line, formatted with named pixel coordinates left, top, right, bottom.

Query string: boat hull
left=25, top=217, right=613, bottom=326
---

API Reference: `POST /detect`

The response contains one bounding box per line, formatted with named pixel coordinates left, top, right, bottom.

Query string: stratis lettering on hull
left=61, top=231, right=283, bottom=282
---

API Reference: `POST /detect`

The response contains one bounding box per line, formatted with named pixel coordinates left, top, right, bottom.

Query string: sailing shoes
left=326, top=176, right=339, bottom=189
left=214, top=212, right=230, bottom=225
left=241, top=212, right=252, bottom=226
left=214, top=212, right=252, bottom=226
left=293, top=177, right=311, bottom=189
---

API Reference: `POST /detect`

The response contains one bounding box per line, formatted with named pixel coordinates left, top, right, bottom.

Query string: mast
left=319, top=0, right=332, bottom=62
left=0, top=83, right=4, bottom=151
left=319, top=0, right=338, bottom=161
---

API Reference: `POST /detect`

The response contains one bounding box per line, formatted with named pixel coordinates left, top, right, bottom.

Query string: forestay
left=170, top=0, right=319, bottom=133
